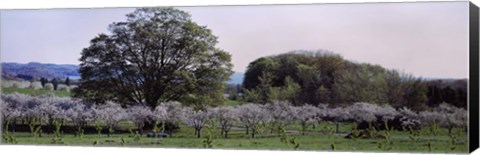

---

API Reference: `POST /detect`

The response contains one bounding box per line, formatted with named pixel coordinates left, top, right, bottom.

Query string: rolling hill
left=1, top=62, right=244, bottom=84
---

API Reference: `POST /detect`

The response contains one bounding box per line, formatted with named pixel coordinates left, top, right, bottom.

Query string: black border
left=469, top=1, right=479, bottom=153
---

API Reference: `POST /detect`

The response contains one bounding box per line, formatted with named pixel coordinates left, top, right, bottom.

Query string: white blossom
left=57, top=84, right=70, bottom=92
left=375, top=104, right=399, bottom=122
left=237, top=103, right=271, bottom=138
left=29, top=81, right=43, bottom=90
left=126, top=105, right=153, bottom=133
left=292, top=104, right=319, bottom=135
left=94, top=101, right=126, bottom=129
left=181, top=107, right=211, bottom=138
left=265, top=101, right=296, bottom=127
left=211, top=106, right=238, bottom=138
left=347, top=102, right=378, bottom=123
left=44, top=83, right=54, bottom=90
left=12, top=81, right=31, bottom=89
left=153, top=101, right=184, bottom=137
left=398, top=107, right=420, bottom=128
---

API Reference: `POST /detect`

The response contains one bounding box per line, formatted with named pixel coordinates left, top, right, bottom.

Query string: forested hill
left=241, top=51, right=468, bottom=110
left=1, top=62, right=79, bottom=80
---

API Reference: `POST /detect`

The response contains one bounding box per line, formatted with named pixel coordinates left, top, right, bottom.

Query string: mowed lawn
left=7, top=122, right=468, bottom=153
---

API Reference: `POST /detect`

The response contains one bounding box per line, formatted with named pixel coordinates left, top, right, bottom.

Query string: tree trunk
left=301, top=123, right=306, bottom=135
left=251, top=128, right=256, bottom=138
left=138, top=124, right=144, bottom=136
left=197, top=129, right=201, bottom=138
left=224, top=131, right=229, bottom=138
left=12, top=118, right=16, bottom=133
left=336, top=123, right=339, bottom=133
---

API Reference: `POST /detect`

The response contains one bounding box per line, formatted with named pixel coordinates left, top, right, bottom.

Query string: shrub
left=13, top=81, right=31, bottom=89
left=29, top=81, right=43, bottom=90
left=1, top=80, right=15, bottom=88
left=44, top=83, right=54, bottom=90
left=57, top=84, right=70, bottom=92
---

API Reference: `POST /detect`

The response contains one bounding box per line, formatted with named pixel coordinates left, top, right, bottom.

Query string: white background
left=0, top=0, right=479, bottom=155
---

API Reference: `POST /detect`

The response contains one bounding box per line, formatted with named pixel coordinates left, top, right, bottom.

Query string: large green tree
left=73, top=8, right=233, bottom=108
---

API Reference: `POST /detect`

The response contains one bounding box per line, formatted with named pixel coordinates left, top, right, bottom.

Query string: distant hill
left=1, top=62, right=79, bottom=80
left=227, top=72, right=244, bottom=84
left=2, top=62, right=245, bottom=84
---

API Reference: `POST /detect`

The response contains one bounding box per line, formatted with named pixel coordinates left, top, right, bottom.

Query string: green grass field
left=2, top=87, right=71, bottom=97
left=4, top=122, right=468, bottom=153
left=225, top=100, right=242, bottom=106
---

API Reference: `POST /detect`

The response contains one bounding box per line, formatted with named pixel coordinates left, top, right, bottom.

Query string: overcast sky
left=0, top=1, right=469, bottom=78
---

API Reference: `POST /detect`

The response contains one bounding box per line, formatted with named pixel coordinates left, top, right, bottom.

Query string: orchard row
left=1, top=93, right=467, bottom=139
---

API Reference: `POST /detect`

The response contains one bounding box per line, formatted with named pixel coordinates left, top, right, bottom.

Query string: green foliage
left=448, top=129, right=461, bottom=151
left=2, top=121, right=18, bottom=144
left=94, top=120, right=103, bottom=135
left=268, top=76, right=301, bottom=103
left=2, top=132, right=18, bottom=144
left=120, top=137, right=126, bottom=146
left=407, top=126, right=420, bottom=143
left=350, top=122, right=360, bottom=142
left=51, top=119, right=64, bottom=144
left=333, top=64, right=389, bottom=104
left=93, top=140, right=99, bottom=146
left=289, top=137, right=300, bottom=150
left=322, top=121, right=335, bottom=138
left=74, top=7, right=233, bottom=108
left=243, top=51, right=344, bottom=105
left=28, top=118, right=42, bottom=138
left=377, top=122, right=393, bottom=151
left=241, top=50, right=433, bottom=109
left=279, top=127, right=289, bottom=144
left=107, top=126, right=114, bottom=138
left=427, top=140, right=432, bottom=152
left=75, top=127, right=84, bottom=139
left=242, top=88, right=261, bottom=103
left=257, top=72, right=274, bottom=103
left=50, top=137, right=64, bottom=144
left=377, top=138, right=392, bottom=151
left=203, top=126, right=214, bottom=148
left=243, top=57, right=279, bottom=90
left=129, top=129, right=141, bottom=142
left=428, top=122, right=440, bottom=136
left=152, top=121, right=165, bottom=134
left=243, top=73, right=301, bottom=104
left=53, top=119, right=63, bottom=138
left=426, top=79, right=467, bottom=108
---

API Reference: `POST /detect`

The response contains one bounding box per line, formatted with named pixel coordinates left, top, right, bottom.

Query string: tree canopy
left=241, top=50, right=466, bottom=111
left=73, top=8, right=233, bottom=109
